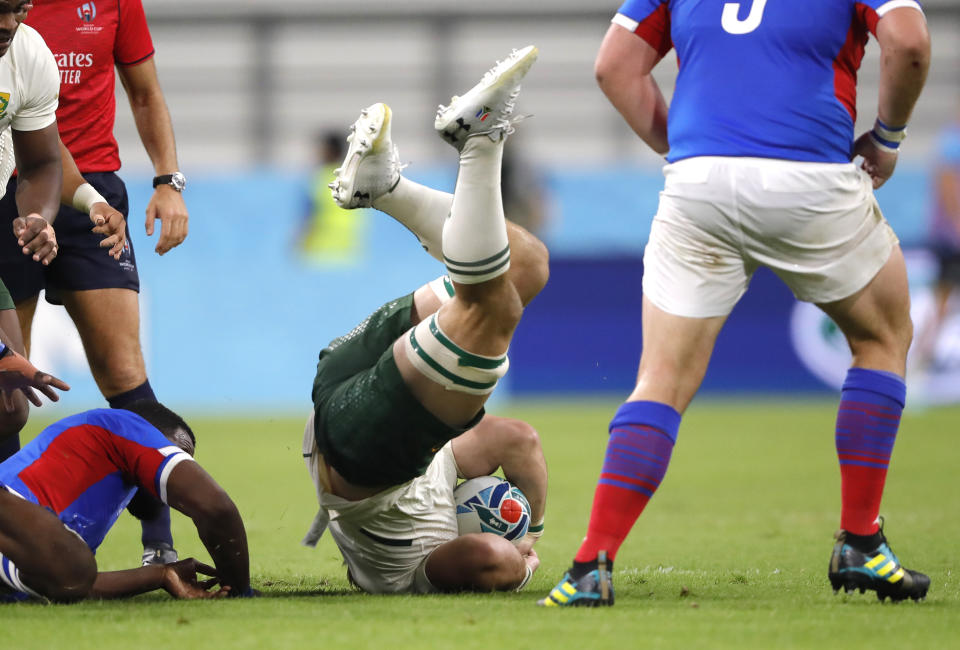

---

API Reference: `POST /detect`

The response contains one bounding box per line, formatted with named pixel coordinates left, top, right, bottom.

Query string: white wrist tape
left=514, top=564, right=534, bottom=592
left=72, top=183, right=107, bottom=215
left=870, top=118, right=907, bottom=154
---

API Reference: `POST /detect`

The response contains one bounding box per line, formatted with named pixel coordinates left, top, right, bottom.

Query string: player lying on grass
left=302, top=47, right=548, bottom=594
left=0, top=400, right=251, bottom=601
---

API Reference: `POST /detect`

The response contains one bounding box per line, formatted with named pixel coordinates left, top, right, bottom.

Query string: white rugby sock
left=372, top=176, right=451, bottom=262
left=442, top=136, right=509, bottom=284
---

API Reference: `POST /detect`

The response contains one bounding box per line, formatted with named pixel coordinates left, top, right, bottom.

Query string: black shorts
left=0, top=172, right=139, bottom=305
left=311, top=293, right=482, bottom=487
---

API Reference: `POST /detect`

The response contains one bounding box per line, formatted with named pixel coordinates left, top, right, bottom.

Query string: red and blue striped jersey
left=0, top=409, right=192, bottom=552
left=614, top=0, right=924, bottom=163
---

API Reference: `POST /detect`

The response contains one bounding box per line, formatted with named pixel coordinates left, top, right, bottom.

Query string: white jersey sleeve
left=8, top=24, right=59, bottom=132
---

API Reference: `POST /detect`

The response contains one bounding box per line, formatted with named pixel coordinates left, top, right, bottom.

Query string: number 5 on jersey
left=722, top=0, right=767, bottom=35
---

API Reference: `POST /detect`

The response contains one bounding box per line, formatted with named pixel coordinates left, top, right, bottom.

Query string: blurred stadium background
left=30, top=0, right=960, bottom=413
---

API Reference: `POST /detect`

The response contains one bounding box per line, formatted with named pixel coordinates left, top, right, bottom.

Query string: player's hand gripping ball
left=454, top=476, right=530, bottom=546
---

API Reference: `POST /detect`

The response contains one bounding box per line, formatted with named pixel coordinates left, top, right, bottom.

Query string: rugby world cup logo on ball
left=454, top=476, right=530, bottom=545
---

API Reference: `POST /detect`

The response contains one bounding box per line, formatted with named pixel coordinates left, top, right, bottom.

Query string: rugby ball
left=454, top=476, right=531, bottom=545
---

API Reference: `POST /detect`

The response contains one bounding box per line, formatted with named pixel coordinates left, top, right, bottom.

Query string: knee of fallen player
left=509, top=229, right=550, bottom=305
left=502, top=418, right=541, bottom=451
left=456, top=534, right=526, bottom=592
left=455, top=286, right=525, bottom=338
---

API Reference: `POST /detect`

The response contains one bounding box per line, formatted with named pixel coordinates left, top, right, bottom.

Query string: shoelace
left=389, top=145, right=410, bottom=176
left=491, top=112, right=532, bottom=139
left=435, top=47, right=530, bottom=121
left=328, top=145, right=408, bottom=202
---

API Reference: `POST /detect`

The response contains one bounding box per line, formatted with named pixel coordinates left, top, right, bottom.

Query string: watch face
left=171, top=172, right=186, bottom=191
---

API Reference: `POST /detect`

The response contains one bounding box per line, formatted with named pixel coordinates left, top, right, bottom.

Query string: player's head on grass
left=121, top=399, right=196, bottom=456
left=120, top=400, right=197, bottom=523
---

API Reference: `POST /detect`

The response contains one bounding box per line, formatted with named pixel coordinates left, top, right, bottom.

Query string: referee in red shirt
left=0, top=0, right=189, bottom=566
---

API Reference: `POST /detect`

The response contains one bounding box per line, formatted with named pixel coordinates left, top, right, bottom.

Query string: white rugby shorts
left=301, top=414, right=460, bottom=594
left=642, top=156, right=898, bottom=318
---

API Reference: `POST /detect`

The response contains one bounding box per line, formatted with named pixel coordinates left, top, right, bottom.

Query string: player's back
left=0, top=409, right=190, bottom=551
left=617, top=0, right=916, bottom=163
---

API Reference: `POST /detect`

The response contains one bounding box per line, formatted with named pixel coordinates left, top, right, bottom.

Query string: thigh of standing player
left=818, top=249, right=911, bottom=374
left=733, top=158, right=909, bottom=373
left=632, top=158, right=746, bottom=412
left=49, top=173, right=143, bottom=398
left=16, top=172, right=144, bottom=397
left=633, top=157, right=906, bottom=411
left=61, top=287, right=146, bottom=397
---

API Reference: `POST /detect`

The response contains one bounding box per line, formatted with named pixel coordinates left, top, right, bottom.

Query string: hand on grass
left=162, top=559, right=230, bottom=599
left=523, top=548, right=540, bottom=575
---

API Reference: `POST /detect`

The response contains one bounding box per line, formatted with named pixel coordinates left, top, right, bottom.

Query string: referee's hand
left=146, top=186, right=188, bottom=256
left=90, top=201, right=127, bottom=260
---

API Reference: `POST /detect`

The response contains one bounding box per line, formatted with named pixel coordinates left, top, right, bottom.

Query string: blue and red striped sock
left=835, top=367, right=905, bottom=536
left=575, top=400, right=680, bottom=563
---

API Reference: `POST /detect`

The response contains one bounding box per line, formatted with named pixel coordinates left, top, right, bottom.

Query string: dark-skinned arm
left=88, top=559, right=223, bottom=600
left=165, top=460, right=251, bottom=595
left=0, top=321, right=69, bottom=411
left=11, top=123, right=61, bottom=265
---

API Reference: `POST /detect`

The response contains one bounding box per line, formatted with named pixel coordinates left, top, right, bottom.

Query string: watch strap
left=153, top=173, right=185, bottom=191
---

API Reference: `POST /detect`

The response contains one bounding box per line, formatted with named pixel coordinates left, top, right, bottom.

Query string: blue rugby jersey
left=614, top=0, right=924, bottom=163
left=0, top=409, right=192, bottom=552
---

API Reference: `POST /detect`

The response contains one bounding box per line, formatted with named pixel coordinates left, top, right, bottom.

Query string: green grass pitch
left=2, top=399, right=958, bottom=649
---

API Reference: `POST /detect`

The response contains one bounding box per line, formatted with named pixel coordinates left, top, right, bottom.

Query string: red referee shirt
left=26, top=0, right=155, bottom=173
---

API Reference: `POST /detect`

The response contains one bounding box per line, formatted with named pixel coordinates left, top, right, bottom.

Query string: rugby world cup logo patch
left=77, top=2, right=96, bottom=23
left=0, top=93, right=9, bottom=120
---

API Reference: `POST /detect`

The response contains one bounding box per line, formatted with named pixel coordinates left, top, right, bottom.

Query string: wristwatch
left=153, top=172, right=186, bottom=192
